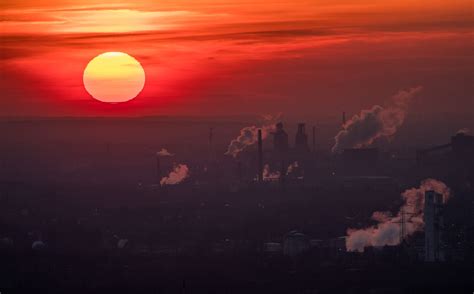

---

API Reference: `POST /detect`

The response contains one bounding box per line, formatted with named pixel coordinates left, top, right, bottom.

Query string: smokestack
left=257, top=129, right=263, bottom=182
left=279, top=160, right=286, bottom=188
left=295, top=123, right=309, bottom=152
left=312, top=125, right=316, bottom=153
left=342, top=112, right=346, bottom=127
left=209, top=127, right=214, bottom=161
left=209, top=127, right=213, bottom=148
left=156, top=154, right=161, bottom=184
left=237, top=160, right=242, bottom=183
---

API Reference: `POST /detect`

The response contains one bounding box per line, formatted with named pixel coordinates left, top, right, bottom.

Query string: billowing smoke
left=456, top=128, right=470, bottom=135
left=345, top=178, right=451, bottom=252
left=157, top=148, right=174, bottom=157
left=332, top=86, right=423, bottom=153
left=263, top=164, right=280, bottom=181
left=225, top=114, right=281, bottom=158
left=160, top=164, right=189, bottom=186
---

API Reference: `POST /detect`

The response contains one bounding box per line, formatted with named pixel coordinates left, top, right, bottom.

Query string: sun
left=83, top=52, right=145, bottom=103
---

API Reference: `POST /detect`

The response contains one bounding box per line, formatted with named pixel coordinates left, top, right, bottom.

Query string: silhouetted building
left=273, top=122, right=289, bottom=153
left=451, top=133, right=474, bottom=163
left=342, top=148, right=379, bottom=166
left=416, top=133, right=474, bottom=165
left=283, top=231, right=310, bottom=257
left=295, top=123, right=309, bottom=152
left=424, top=190, right=444, bottom=262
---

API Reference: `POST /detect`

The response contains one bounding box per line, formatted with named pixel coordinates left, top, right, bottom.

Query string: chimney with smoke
left=332, top=86, right=423, bottom=153
left=156, top=155, right=161, bottom=184
left=345, top=178, right=450, bottom=252
left=257, top=129, right=263, bottom=182
left=225, top=114, right=281, bottom=158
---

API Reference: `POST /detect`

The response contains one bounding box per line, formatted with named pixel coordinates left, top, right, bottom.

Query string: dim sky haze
left=1, top=0, right=473, bottom=118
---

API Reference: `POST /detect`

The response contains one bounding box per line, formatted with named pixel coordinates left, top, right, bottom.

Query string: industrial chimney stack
left=156, top=154, right=161, bottom=184
left=342, top=112, right=346, bottom=127
left=257, top=129, right=263, bottom=182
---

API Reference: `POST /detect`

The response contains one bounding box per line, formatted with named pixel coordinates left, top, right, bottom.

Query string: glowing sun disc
left=83, top=52, right=145, bottom=103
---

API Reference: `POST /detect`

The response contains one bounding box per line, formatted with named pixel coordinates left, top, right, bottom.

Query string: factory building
left=295, top=123, right=310, bottom=153
left=273, top=122, right=289, bottom=153
left=283, top=231, right=310, bottom=257
left=416, top=132, right=474, bottom=165
left=424, top=190, right=445, bottom=262
left=342, top=148, right=379, bottom=166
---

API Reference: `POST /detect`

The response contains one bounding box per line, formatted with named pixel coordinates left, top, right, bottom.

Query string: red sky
left=1, top=0, right=473, bottom=118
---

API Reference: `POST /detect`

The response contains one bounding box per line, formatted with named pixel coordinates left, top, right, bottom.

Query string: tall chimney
left=257, top=129, right=263, bottom=182
left=342, top=112, right=346, bottom=127
left=279, top=160, right=286, bottom=187
left=156, top=154, right=161, bottom=184
left=209, top=127, right=214, bottom=162
left=312, top=125, right=316, bottom=153
left=237, top=160, right=242, bottom=183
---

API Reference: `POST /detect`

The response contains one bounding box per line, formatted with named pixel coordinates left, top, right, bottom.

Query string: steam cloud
left=157, top=148, right=174, bottom=157
left=263, top=164, right=280, bottom=181
left=225, top=114, right=281, bottom=158
left=345, top=178, right=451, bottom=252
left=332, top=86, right=423, bottom=153
left=456, top=128, right=470, bottom=135
left=160, top=164, right=189, bottom=186
left=259, top=162, right=303, bottom=181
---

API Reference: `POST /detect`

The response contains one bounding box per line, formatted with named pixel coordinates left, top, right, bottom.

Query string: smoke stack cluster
left=345, top=178, right=450, bottom=252
left=160, top=164, right=190, bottom=186
left=225, top=114, right=281, bottom=158
left=332, top=86, right=423, bottom=153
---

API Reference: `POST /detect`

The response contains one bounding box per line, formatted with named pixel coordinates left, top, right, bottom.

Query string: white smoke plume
left=345, top=178, right=451, bottom=252
left=157, top=148, right=174, bottom=157
left=263, top=164, right=281, bottom=181
left=332, top=86, right=423, bottom=153
left=225, top=114, right=282, bottom=158
left=456, top=128, right=470, bottom=135
left=160, top=164, right=189, bottom=186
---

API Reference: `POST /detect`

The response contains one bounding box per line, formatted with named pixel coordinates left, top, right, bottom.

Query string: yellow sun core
left=83, top=52, right=145, bottom=103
